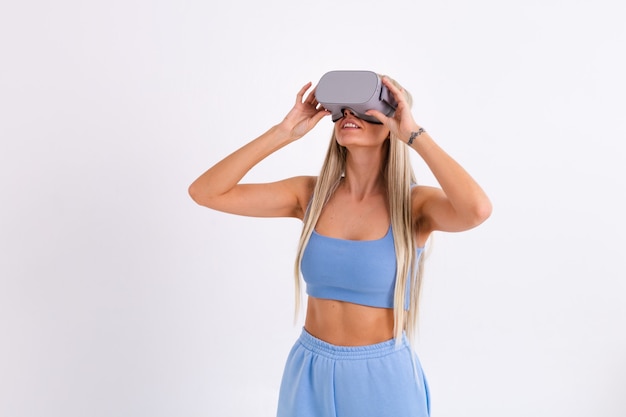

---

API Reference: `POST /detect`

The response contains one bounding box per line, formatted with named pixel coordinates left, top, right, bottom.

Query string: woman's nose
left=342, top=108, right=356, bottom=118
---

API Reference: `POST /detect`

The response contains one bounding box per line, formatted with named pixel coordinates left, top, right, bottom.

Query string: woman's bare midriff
left=304, top=296, right=395, bottom=346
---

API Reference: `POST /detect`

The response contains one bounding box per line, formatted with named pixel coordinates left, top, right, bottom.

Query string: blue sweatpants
left=277, top=328, right=430, bottom=417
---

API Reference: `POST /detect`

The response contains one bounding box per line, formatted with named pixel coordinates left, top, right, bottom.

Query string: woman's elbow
left=471, top=197, right=493, bottom=226
left=188, top=182, right=207, bottom=206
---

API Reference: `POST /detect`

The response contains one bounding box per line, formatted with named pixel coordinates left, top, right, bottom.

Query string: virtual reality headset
left=315, top=70, right=397, bottom=124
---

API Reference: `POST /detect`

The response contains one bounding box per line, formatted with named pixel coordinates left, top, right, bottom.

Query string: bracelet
left=407, top=128, right=425, bottom=146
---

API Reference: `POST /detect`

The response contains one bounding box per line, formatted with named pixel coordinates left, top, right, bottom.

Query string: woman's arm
left=188, top=82, right=329, bottom=219
left=408, top=134, right=492, bottom=233
left=367, top=77, right=492, bottom=235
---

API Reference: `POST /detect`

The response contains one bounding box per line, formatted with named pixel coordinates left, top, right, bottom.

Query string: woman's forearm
left=409, top=130, right=492, bottom=224
left=189, top=82, right=330, bottom=207
left=188, top=124, right=292, bottom=205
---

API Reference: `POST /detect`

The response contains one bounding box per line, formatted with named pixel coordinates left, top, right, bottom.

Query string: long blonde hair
left=293, top=76, right=426, bottom=344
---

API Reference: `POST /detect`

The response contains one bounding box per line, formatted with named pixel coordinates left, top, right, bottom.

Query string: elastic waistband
left=297, top=328, right=409, bottom=360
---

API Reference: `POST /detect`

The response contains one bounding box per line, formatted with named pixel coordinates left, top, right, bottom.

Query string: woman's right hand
left=279, top=82, right=330, bottom=141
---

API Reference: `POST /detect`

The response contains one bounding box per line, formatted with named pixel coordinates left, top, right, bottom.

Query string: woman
left=189, top=74, right=492, bottom=417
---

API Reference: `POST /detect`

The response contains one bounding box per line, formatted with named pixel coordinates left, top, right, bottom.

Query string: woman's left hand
left=365, top=77, right=420, bottom=143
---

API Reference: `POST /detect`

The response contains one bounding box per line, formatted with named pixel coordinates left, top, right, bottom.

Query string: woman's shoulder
left=410, top=184, right=445, bottom=218
left=283, top=176, right=317, bottom=217
left=410, top=184, right=442, bottom=200
left=286, top=175, right=317, bottom=193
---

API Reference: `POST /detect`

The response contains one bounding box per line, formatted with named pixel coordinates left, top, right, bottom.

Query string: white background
left=1, top=1, right=625, bottom=416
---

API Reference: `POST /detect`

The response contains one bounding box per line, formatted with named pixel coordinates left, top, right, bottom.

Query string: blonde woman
left=189, top=74, right=491, bottom=417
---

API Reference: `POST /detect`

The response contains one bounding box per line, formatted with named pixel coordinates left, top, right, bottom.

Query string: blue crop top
left=301, top=225, right=424, bottom=309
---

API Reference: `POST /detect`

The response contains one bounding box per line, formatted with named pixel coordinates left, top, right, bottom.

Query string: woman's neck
left=342, top=149, right=386, bottom=198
